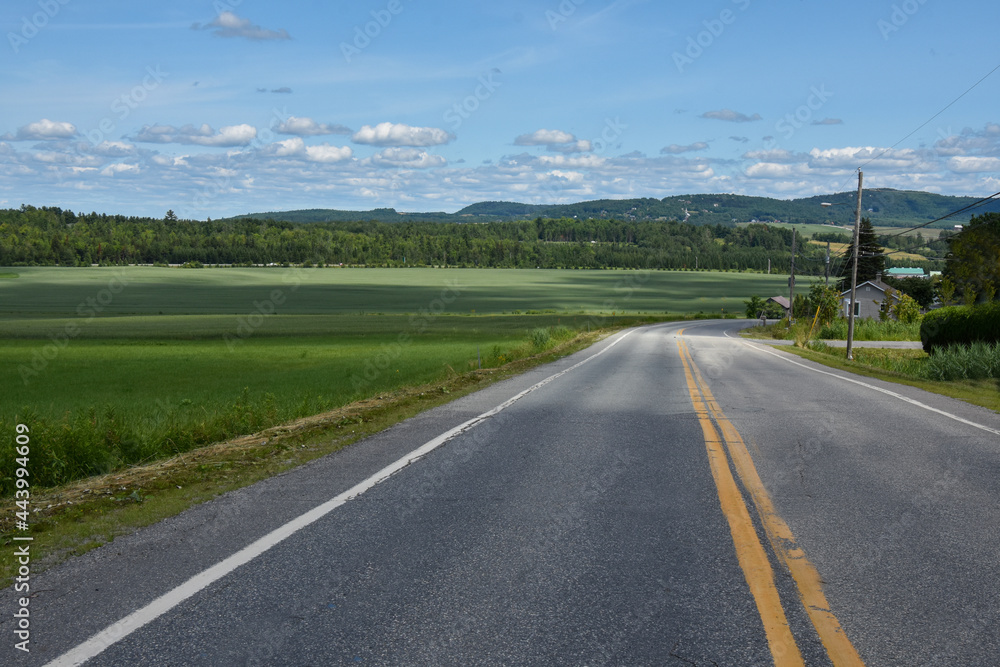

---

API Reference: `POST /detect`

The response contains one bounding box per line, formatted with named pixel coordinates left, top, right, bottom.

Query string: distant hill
left=223, top=207, right=457, bottom=224
left=224, top=190, right=1000, bottom=228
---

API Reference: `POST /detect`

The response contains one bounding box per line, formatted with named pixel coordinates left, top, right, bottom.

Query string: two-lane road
left=5, top=321, right=999, bottom=665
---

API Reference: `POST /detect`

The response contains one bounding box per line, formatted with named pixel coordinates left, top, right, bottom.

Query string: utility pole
left=788, top=227, right=796, bottom=323
left=824, top=242, right=831, bottom=285
left=846, top=171, right=864, bottom=361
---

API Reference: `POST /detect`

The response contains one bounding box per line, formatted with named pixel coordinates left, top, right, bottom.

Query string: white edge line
left=742, top=340, right=1000, bottom=437
left=44, top=329, right=636, bottom=667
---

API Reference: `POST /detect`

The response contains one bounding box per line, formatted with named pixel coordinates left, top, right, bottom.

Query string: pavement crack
left=669, top=641, right=703, bottom=666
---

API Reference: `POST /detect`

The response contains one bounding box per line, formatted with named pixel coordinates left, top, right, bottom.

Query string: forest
left=0, top=205, right=948, bottom=275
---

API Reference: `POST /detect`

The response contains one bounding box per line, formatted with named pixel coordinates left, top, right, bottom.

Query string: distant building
left=885, top=267, right=926, bottom=279
left=765, top=296, right=790, bottom=317
left=840, top=274, right=898, bottom=319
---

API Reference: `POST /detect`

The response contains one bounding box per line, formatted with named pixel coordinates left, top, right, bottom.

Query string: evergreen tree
left=837, top=217, right=885, bottom=291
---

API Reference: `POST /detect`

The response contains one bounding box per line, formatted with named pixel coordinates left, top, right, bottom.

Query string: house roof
left=886, top=267, right=925, bottom=276
left=840, top=278, right=895, bottom=297
left=766, top=296, right=790, bottom=309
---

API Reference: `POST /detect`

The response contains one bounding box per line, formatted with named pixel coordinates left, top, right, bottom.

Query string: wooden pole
left=846, top=171, right=864, bottom=361
left=788, top=228, right=796, bottom=323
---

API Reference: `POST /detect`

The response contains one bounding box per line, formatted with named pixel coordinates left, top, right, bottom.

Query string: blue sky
left=2, top=0, right=999, bottom=218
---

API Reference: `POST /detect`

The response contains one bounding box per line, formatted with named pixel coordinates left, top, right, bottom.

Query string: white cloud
left=3, top=119, right=78, bottom=141
left=537, top=154, right=606, bottom=169
left=370, top=148, right=446, bottom=169
left=304, top=144, right=353, bottom=163
left=89, top=141, right=138, bottom=157
left=700, top=109, right=762, bottom=123
left=808, top=146, right=926, bottom=171
left=100, top=163, right=141, bottom=177
left=661, top=142, right=709, bottom=154
left=934, top=123, right=1000, bottom=157
left=274, top=116, right=351, bottom=137
left=264, top=137, right=352, bottom=163
left=193, top=11, right=290, bottom=41
left=745, top=163, right=799, bottom=179
left=352, top=122, right=454, bottom=147
left=371, top=148, right=448, bottom=169
left=743, top=148, right=797, bottom=162
left=550, top=140, right=593, bottom=154
left=515, top=129, right=577, bottom=146
left=948, top=156, right=1000, bottom=173
left=133, top=124, right=257, bottom=147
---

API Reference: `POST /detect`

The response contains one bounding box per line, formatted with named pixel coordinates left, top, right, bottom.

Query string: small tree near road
left=745, top=295, right=766, bottom=319
left=893, top=293, right=921, bottom=324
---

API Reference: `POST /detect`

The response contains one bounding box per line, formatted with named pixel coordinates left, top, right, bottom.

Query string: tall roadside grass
left=922, top=342, right=1000, bottom=381
left=799, top=341, right=1000, bottom=384
left=816, top=319, right=921, bottom=341
left=743, top=318, right=921, bottom=342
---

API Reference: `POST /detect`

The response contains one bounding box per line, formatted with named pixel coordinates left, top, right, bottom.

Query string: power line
left=823, top=61, right=1000, bottom=198
left=857, top=61, right=1000, bottom=172
left=882, top=189, right=1000, bottom=239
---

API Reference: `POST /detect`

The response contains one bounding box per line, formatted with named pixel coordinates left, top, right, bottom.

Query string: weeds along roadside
left=742, top=318, right=922, bottom=342
left=0, top=318, right=674, bottom=582
left=778, top=342, right=1000, bottom=414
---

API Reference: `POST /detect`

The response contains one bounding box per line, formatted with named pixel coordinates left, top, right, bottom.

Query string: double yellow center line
left=676, top=333, right=864, bottom=666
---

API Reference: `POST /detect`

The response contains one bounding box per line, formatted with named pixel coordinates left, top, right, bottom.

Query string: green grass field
left=0, top=266, right=793, bottom=316
left=0, top=266, right=797, bottom=494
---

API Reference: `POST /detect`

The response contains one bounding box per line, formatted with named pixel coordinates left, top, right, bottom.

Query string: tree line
left=0, top=205, right=945, bottom=275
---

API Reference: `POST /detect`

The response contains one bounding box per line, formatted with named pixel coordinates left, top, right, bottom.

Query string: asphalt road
left=4, top=320, right=1000, bottom=666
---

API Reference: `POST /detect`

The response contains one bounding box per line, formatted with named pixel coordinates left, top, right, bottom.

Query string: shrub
left=920, top=302, right=1000, bottom=353
left=530, top=327, right=551, bottom=348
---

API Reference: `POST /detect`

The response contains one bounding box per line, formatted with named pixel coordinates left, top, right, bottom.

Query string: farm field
left=737, top=222, right=854, bottom=238
left=0, top=267, right=795, bottom=493
left=806, top=239, right=928, bottom=263
left=0, top=266, right=793, bottom=316
left=741, top=220, right=946, bottom=241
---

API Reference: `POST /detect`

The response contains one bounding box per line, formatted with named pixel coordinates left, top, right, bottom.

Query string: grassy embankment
left=0, top=266, right=792, bottom=579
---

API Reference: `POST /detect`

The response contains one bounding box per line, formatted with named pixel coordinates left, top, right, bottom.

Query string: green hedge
left=920, top=302, right=1000, bottom=353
